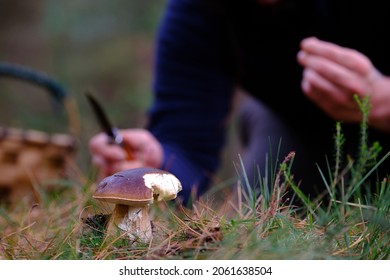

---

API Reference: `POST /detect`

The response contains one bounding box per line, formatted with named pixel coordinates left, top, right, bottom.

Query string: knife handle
left=110, top=128, right=134, bottom=161
left=120, top=142, right=135, bottom=161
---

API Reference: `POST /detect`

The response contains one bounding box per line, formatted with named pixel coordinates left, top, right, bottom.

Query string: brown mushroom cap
left=93, top=167, right=182, bottom=206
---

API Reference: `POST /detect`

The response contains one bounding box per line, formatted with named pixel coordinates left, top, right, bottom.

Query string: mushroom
left=93, top=167, right=182, bottom=243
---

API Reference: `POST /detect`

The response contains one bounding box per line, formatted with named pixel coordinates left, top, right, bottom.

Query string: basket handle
left=0, top=62, right=80, bottom=135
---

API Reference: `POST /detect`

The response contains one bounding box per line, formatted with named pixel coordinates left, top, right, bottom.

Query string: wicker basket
left=0, top=63, right=78, bottom=205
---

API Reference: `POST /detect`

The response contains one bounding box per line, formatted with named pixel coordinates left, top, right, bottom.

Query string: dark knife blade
left=86, top=92, right=134, bottom=159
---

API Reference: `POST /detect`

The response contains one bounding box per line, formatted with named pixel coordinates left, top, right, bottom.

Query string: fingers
left=297, top=37, right=369, bottom=123
left=298, top=37, right=390, bottom=132
left=298, top=37, right=384, bottom=96
left=89, top=133, right=127, bottom=178
left=89, top=133, right=127, bottom=162
left=302, top=68, right=356, bottom=109
left=297, top=49, right=368, bottom=96
left=300, top=37, right=373, bottom=76
left=120, top=129, right=156, bottom=149
left=301, top=69, right=361, bottom=122
left=297, top=37, right=383, bottom=124
left=120, top=129, right=163, bottom=169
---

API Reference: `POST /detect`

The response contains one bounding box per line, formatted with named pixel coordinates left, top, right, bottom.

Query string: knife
left=86, top=92, right=134, bottom=160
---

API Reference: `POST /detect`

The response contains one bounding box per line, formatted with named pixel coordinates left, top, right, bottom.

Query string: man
left=90, top=0, right=390, bottom=202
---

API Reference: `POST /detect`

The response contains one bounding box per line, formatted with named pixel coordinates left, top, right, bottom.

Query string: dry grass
left=1, top=148, right=388, bottom=260
left=1, top=99, right=389, bottom=260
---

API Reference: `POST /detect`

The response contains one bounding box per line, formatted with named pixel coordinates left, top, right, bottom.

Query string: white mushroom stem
left=107, top=204, right=152, bottom=243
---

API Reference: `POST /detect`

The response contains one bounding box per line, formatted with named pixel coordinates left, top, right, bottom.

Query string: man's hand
left=89, top=129, right=163, bottom=179
left=297, top=37, right=390, bottom=132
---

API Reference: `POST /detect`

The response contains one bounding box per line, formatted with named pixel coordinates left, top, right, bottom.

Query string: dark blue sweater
left=147, top=0, right=390, bottom=200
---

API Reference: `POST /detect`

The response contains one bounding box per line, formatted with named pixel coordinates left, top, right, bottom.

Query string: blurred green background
left=0, top=0, right=166, bottom=171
